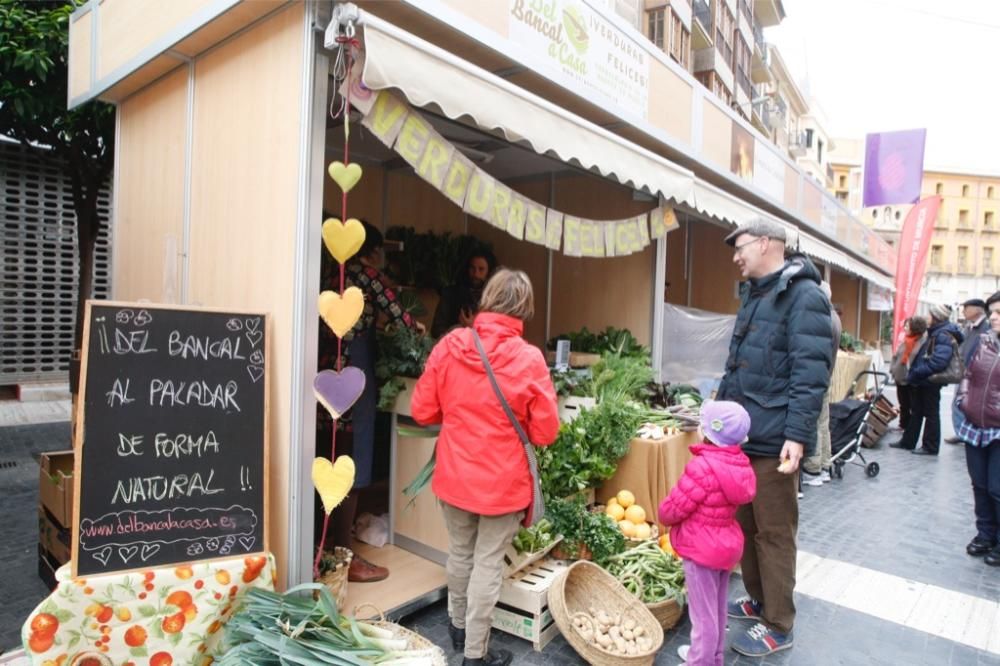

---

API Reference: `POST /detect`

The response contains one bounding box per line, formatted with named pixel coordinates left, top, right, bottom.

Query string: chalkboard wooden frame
left=71, top=300, right=271, bottom=577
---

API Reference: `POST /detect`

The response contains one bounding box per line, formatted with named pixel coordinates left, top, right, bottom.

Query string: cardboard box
left=39, top=450, right=74, bottom=528
left=491, top=558, right=567, bottom=651
left=38, top=505, right=71, bottom=565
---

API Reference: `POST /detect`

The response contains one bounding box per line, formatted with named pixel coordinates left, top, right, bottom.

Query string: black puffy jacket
left=717, top=255, right=834, bottom=457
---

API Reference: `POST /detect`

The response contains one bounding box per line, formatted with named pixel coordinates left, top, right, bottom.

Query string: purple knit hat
left=700, top=400, right=751, bottom=446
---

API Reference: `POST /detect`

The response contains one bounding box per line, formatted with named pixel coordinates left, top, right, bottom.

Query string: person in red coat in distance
left=659, top=401, right=757, bottom=665
left=411, top=269, right=559, bottom=666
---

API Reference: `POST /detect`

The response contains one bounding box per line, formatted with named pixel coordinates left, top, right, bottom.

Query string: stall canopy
left=356, top=11, right=695, bottom=208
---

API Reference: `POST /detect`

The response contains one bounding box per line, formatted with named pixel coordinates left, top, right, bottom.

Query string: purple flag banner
left=863, top=129, right=927, bottom=207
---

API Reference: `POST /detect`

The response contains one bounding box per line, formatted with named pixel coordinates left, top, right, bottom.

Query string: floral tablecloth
left=21, top=554, right=275, bottom=666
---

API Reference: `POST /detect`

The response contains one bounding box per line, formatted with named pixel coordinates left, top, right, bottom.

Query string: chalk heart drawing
left=239, top=537, right=256, bottom=551
left=318, top=288, right=364, bottom=338
left=118, top=546, right=138, bottom=563
left=246, top=330, right=263, bottom=347
left=322, top=217, right=366, bottom=264
left=226, top=318, right=243, bottom=332
left=247, top=365, right=264, bottom=383
left=245, top=317, right=261, bottom=333
left=141, top=544, right=160, bottom=561
left=249, top=350, right=264, bottom=365
left=313, top=368, right=365, bottom=419
left=93, top=546, right=112, bottom=566
left=312, top=455, right=356, bottom=515
left=328, top=161, right=363, bottom=194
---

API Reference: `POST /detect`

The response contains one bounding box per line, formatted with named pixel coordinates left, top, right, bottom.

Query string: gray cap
left=724, top=218, right=788, bottom=246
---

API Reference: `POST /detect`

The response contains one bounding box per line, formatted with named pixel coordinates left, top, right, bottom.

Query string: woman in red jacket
left=411, top=269, right=559, bottom=666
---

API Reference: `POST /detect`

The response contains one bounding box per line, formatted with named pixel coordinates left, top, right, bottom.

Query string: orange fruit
left=161, top=612, right=186, bottom=634
left=30, top=613, right=59, bottom=637
left=165, top=591, right=193, bottom=610
left=174, top=566, right=194, bottom=580
left=28, top=632, right=54, bottom=653
left=183, top=604, right=198, bottom=622
left=95, top=606, right=114, bottom=624
left=214, top=570, right=230, bottom=586
left=124, top=625, right=147, bottom=647
left=150, top=652, right=173, bottom=666
left=245, top=556, right=267, bottom=571
left=624, top=504, right=646, bottom=524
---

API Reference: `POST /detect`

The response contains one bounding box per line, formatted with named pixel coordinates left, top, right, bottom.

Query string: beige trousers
left=803, top=387, right=833, bottom=474
left=440, top=501, right=523, bottom=659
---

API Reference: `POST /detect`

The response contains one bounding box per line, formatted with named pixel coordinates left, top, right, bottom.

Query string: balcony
left=738, top=0, right=752, bottom=23
left=754, top=0, right=787, bottom=27
left=750, top=24, right=772, bottom=83
left=788, top=130, right=808, bottom=157
left=826, top=163, right=835, bottom=187
left=691, top=1, right=713, bottom=50
left=715, top=29, right=733, bottom=67
left=736, top=67, right=752, bottom=97
left=984, top=224, right=999, bottom=233
left=751, top=99, right=772, bottom=135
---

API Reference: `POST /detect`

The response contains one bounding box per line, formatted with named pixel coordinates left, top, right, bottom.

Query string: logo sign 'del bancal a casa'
left=509, top=0, right=650, bottom=120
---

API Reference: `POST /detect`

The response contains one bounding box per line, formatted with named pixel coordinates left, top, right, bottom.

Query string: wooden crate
left=491, top=558, right=568, bottom=651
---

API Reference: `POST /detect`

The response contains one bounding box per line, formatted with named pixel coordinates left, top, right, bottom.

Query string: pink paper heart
left=313, top=368, right=366, bottom=419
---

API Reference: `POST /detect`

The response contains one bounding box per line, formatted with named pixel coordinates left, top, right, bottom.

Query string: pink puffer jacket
left=658, top=443, right=757, bottom=570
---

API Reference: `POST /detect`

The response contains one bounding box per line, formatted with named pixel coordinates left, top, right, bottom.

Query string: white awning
left=357, top=12, right=695, bottom=207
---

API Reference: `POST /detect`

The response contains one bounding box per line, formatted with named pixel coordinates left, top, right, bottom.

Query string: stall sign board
left=72, top=301, right=268, bottom=576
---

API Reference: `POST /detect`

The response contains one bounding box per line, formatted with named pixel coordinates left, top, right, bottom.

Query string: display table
left=830, top=351, right=873, bottom=400
left=20, top=553, right=275, bottom=665
left=596, top=432, right=700, bottom=529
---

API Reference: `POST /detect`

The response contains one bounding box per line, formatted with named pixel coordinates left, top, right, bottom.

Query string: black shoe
left=890, top=441, right=914, bottom=450
left=911, top=448, right=937, bottom=456
left=967, top=537, right=994, bottom=557
left=463, top=649, right=513, bottom=666
left=448, top=624, right=465, bottom=651
left=945, top=436, right=962, bottom=444
left=986, top=546, right=1000, bottom=567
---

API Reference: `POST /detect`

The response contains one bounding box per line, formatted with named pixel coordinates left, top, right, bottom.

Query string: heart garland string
left=313, top=29, right=365, bottom=579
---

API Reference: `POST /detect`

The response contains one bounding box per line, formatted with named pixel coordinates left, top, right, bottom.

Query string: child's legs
left=715, top=569, right=731, bottom=665
left=682, top=559, right=725, bottom=666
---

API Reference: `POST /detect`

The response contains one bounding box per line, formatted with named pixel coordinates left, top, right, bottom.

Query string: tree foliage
left=0, top=0, right=116, bottom=386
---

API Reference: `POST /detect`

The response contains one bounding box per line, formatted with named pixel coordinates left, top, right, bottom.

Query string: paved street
left=3, top=389, right=1000, bottom=664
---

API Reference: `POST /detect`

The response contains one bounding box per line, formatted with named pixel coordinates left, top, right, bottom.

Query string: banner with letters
left=892, top=196, right=942, bottom=351
left=355, top=89, right=676, bottom=258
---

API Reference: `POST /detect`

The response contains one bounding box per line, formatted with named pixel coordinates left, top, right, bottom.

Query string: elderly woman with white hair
left=802, top=281, right=842, bottom=485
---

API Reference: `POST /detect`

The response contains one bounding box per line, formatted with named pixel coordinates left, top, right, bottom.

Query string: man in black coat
left=716, top=219, right=834, bottom=657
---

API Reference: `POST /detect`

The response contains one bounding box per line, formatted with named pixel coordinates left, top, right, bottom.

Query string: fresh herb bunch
left=588, top=353, right=655, bottom=403
left=512, top=519, right=556, bottom=555
left=581, top=511, right=626, bottom=565
left=375, top=325, right=434, bottom=410
left=544, top=496, right=625, bottom=564
left=548, top=326, right=648, bottom=359
left=550, top=367, right=591, bottom=398
left=538, top=399, right=643, bottom=500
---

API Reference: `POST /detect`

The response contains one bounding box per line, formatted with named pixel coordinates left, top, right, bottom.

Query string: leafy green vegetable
left=581, top=511, right=626, bottom=565
left=550, top=367, right=592, bottom=398
left=548, top=326, right=648, bottom=359
left=537, top=399, right=643, bottom=500
left=588, top=353, right=655, bottom=403
left=544, top=496, right=624, bottom=564
left=375, top=326, right=434, bottom=410
left=604, top=540, right=686, bottom=605
left=512, top=519, right=555, bottom=554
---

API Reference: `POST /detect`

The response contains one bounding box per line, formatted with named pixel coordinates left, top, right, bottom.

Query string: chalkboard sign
left=72, top=301, right=268, bottom=576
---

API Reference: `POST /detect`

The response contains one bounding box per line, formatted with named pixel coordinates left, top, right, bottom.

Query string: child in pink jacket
left=659, top=401, right=757, bottom=666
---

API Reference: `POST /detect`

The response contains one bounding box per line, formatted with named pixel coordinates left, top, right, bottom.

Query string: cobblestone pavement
left=4, top=389, right=1000, bottom=664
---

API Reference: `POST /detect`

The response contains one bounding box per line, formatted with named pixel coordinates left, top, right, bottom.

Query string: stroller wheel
left=866, top=462, right=880, bottom=478
left=833, top=461, right=844, bottom=479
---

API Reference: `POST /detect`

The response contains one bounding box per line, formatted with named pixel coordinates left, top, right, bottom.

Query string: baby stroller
left=829, top=370, right=889, bottom=480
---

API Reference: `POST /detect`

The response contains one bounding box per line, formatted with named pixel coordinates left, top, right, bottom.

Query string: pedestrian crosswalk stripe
left=797, top=550, right=1000, bottom=654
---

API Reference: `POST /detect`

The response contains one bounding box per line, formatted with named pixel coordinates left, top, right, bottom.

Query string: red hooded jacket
left=658, top=443, right=757, bottom=570
left=411, top=313, right=560, bottom=516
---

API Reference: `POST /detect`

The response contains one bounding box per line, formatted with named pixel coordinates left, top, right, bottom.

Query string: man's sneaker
left=802, top=473, right=824, bottom=487
left=820, top=469, right=831, bottom=483
left=731, top=622, right=794, bottom=657
left=727, top=596, right=763, bottom=620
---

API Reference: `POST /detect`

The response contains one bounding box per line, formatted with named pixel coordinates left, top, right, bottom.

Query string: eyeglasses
left=733, top=236, right=766, bottom=254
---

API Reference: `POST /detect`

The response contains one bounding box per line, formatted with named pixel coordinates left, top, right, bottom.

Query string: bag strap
left=472, top=327, right=540, bottom=486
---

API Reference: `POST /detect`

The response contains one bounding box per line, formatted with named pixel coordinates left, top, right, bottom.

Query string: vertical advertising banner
left=863, top=129, right=927, bottom=207
left=892, top=196, right=943, bottom=351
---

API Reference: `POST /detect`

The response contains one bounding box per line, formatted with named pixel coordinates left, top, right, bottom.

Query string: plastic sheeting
left=661, top=303, right=736, bottom=394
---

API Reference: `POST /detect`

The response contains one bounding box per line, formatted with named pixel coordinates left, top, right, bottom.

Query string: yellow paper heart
left=328, top=161, right=363, bottom=193
left=318, top=288, right=364, bottom=338
left=312, top=456, right=356, bottom=515
left=322, top=218, right=366, bottom=264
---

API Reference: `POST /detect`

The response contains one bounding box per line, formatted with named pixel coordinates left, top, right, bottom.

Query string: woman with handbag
left=888, top=316, right=928, bottom=434
left=898, top=304, right=964, bottom=456
left=953, top=291, right=1000, bottom=565
left=411, top=269, right=560, bottom=666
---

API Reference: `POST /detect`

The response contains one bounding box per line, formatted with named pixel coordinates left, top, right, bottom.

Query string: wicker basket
left=548, top=561, right=664, bottom=665
left=315, top=546, right=352, bottom=611
left=620, top=572, right=685, bottom=631
left=353, top=603, right=447, bottom=666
